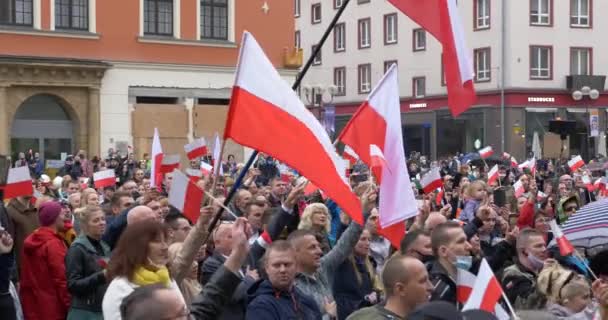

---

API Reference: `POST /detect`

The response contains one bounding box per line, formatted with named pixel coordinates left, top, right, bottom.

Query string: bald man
left=126, top=206, right=157, bottom=225
left=424, top=213, right=447, bottom=233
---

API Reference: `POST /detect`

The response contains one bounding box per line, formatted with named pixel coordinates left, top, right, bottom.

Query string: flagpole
left=203, top=0, right=354, bottom=235
left=209, top=139, right=227, bottom=197
left=500, top=290, right=519, bottom=320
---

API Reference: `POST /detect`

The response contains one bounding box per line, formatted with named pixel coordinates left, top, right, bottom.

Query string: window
left=413, top=28, right=426, bottom=51
left=144, top=0, right=173, bottom=36
left=334, top=0, right=344, bottom=9
left=530, top=46, right=552, bottom=79
left=384, top=13, right=398, bottom=45
left=358, top=0, right=370, bottom=3
left=474, top=48, right=491, bottom=82
left=530, top=0, right=552, bottom=26
left=334, top=22, right=345, bottom=52
left=201, top=0, right=228, bottom=40
left=294, top=0, right=300, bottom=17
left=0, top=0, right=33, bottom=26
left=334, top=67, right=346, bottom=96
left=295, top=30, right=300, bottom=49
left=384, top=60, right=397, bottom=73
left=570, top=0, right=591, bottom=27
left=358, top=18, right=371, bottom=49
left=312, top=45, right=322, bottom=65
left=413, top=77, right=426, bottom=98
left=311, top=3, right=321, bottom=24
left=358, top=64, right=371, bottom=94
left=474, top=0, right=490, bottom=29
left=570, top=47, right=591, bottom=75
left=55, top=0, right=88, bottom=30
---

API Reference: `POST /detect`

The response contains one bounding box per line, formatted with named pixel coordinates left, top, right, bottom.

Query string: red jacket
left=517, top=201, right=535, bottom=229
left=20, top=227, right=71, bottom=320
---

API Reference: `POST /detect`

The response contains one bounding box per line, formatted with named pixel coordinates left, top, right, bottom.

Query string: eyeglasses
left=565, top=206, right=578, bottom=213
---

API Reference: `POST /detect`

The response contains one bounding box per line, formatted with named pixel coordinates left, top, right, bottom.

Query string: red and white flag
left=462, top=259, right=504, bottom=313
left=160, top=154, right=180, bottom=173
left=185, top=168, right=203, bottom=183
left=502, top=152, right=511, bottom=159
left=168, top=169, right=204, bottom=224
left=93, top=169, right=116, bottom=188
left=435, top=188, right=445, bottom=206
left=568, top=155, right=585, bottom=172
left=343, top=145, right=360, bottom=165
left=529, top=157, right=537, bottom=176
left=537, top=191, right=547, bottom=202
left=150, top=128, right=164, bottom=190
left=212, top=133, right=224, bottom=176
left=200, top=161, right=213, bottom=176
left=4, top=166, right=33, bottom=199
left=388, top=0, right=475, bottom=116
left=513, top=179, right=524, bottom=198
left=510, top=156, right=518, bottom=168
left=457, top=268, right=510, bottom=320
left=369, top=144, right=390, bottom=182
left=479, top=146, right=493, bottom=159
left=420, top=167, right=443, bottom=194
left=337, top=64, right=417, bottom=247
left=582, top=175, right=594, bottom=192
left=225, top=31, right=363, bottom=224
left=184, top=138, right=208, bottom=160
left=549, top=220, right=575, bottom=256
left=487, top=164, right=499, bottom=185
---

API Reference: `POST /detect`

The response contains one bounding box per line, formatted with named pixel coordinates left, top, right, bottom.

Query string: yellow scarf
left=132, top=266, right=171, bottom=287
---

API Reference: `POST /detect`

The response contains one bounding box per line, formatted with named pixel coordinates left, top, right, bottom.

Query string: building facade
left=0, top=0, right=298, bottom=163
left=295, top=0, right=608, bottom=161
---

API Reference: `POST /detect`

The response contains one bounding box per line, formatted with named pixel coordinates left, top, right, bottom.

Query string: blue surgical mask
left=527, top=253, right=545, bottom=271
left=455, top=255, right=473, bottom=270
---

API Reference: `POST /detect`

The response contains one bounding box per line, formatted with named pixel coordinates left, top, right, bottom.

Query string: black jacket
left=333, top=256, right=376, bottom=320
left=246, top=279, right=321, bottom=320
left=64, top=235, right=110, bottom=313
left=500, top=261, right=545, bottom=309
left=190, top=265, right=243, bottom=319
left=428, top=260, right=457, bottom=305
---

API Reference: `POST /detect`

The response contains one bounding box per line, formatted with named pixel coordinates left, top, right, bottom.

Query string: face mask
left=527, top=253, right=545, bottom=271
left=454, top=255, right=473, bottom=270
left=417, top=253, right=435, bottom=264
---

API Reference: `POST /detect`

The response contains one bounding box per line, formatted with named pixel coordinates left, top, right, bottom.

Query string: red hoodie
left=19, top=227, right=71, bottom=320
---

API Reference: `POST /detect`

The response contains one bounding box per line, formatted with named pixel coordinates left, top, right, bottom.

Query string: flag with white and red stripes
left=200, top=161, right=213, bottom=176
left=568, top=155, right=585, bottom=172
left=224, top=31, right=363, bottom=224
left=478, top=146, right=493, bottom=159
left=343, top=145, right=360, bottom=165
left=185, top=168, right=203, bottom=183
left=420, top=167, right=442, bottom=194
left=549, top=220, right=575, bottom=256
left=462, top=259, right=504, bottom=314
left=160, top=154, right=180, bottom=173
left=150, top=128, right=164, bottom=190
left=168, top=170, right=204, bottom=223
left=457, top=267, right=510, bottom=320
left=513, top=179, right=524, bottom=198
left=184, top=138, right=208, bottom=160
left=487, top=164, right=499, bottom=186
left=93, top=169, right=116, bottom=188
left=4, top=166, right=33, bottom=199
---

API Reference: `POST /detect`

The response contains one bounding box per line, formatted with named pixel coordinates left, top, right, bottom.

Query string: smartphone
left=493, top=188, right=507, bottom=208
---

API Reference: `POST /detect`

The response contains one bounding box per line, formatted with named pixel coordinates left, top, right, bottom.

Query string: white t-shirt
left=102, top=276, right=185, bottom=320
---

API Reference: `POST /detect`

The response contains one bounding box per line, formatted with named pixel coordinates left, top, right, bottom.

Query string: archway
left=10, top=94, right=74, bottom=162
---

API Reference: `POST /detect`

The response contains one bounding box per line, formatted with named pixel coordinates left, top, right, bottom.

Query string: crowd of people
left=0, top=147, right=607, bottom=320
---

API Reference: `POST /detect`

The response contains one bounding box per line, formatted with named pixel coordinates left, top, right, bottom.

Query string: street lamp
left=572, top=86, right=600, bottom=101
left=303, top=83, right=337, bottom=117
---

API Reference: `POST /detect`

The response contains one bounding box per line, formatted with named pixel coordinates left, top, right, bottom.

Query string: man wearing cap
left=347, top=255, right=432, bottom=320
left=19, top=201, right=71, bottom=320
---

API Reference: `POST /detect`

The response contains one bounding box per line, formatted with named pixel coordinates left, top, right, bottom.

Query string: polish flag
left=502, top=152, right=511, bottom=159
left=4, top=166, right=33, bottom=199
left=435, top=188, right=445, bottom=206
left=185, top=168, right=203, bottom=183
left=457, top=268, right=510, bottom=320
left=304, top=182, right=320, bottom=196
left=568, top=155, right=585, bottom=172
left=184, top=138, right=208, bottom=160
left=582, top=175, right=594, bottom=192
left=479, top=146, right=494, bottom=159
left=343, top=145, right=360, bottom=165
left=224, top=31, right=363, bottom=224
left=537, top=191, right=547, bottom=202
left=549, top=220, right=575, bottom=256
left=513, top=179, right=525, bottom=198
left=200, top=161, right=213, bottom=176
left=213, top=133, right=224, bottom=176
left=370, top=144, right=390, bottom=182
left=150, top=128, right=164, bottom=190
left=93, top=169, right=116, bottom=188
left=168, top=170, right=204, bottom=224
left=388, top=0, right=475, bottom=116
left=510, top=156, right=518, bottom=168
left=463, top=259, right=503, bottom=313
left=337, top=64, right=417, bottom=247
left=420, top=167, right=443, bottom=194
left=160, top=154, right=180, bottom=173
left=528, top=157, right=537, bottom=176
left=487, top=164, right=499, bottom=185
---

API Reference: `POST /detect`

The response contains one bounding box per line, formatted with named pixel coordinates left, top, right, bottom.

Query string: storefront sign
left=527, top=97, right=555, bottom=103
left=590, top=109, right=600, bottom=137
left=409, top=103, right=427, bottom=109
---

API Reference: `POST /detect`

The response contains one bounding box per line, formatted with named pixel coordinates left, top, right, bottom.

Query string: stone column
left=88, top=87, right=101, bottom=157
left=0, top=86, right=9, bottom=155
left=185, top=98, right=194, bottom=142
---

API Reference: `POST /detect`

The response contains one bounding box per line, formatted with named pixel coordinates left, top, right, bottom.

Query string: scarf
left=132, top=266, right=171, bottom=287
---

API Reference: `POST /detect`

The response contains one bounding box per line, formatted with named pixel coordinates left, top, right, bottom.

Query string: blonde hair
left=80, top=188, right=98, bottom=207
left=298, top=203, right=331, bottom=234
left=465, top=180, right=487, bottom=199
left=537, top=263, right=588, bottom=304
left=75, top=205, right=104, bottom=232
